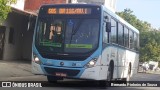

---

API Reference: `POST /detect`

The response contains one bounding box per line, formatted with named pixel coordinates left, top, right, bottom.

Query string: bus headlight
left=35, top=57, right=40, bottom=62
left=33, top=54, right=41, bottom=64
left=85, top=58, right=98, bottom=68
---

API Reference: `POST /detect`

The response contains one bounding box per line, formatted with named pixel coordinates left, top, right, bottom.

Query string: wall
left=24, top=0, right=66, bottom=12
left=2, top=11, right=35, bottom=60
left=105, top=0, right=117, bottom=12
left=77, top=0, right=117, bottom=12
left=77, top=0, right=104, bottom=4
left=10, top=0, right=25, bottom=10
left=67, top=0, right=77, bottom=3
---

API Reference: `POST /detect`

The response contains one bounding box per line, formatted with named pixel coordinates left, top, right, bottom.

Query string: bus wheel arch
left=98, top=60, right=114, bottom=87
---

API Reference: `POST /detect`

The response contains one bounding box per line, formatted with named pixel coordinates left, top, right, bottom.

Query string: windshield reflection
left=35, top=18, right=100, bottom=54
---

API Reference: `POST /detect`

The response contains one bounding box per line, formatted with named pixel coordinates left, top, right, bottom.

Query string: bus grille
left=44, top=67, right=80, bottom=77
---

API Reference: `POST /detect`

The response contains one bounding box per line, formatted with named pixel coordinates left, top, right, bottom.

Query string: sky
left=116, top=0, right=160, bottom=29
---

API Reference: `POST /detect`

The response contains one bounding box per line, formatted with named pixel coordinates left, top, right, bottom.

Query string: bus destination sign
left=48, top=8, right=91, bottom=15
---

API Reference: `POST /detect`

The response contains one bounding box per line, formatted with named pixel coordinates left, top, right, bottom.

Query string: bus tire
left=106, top=62, right=114, bottom=86
left=107, top=62, right=114, bottom=81
left=98, top=80, right=107, bottom=88
left=47, top=75, right=63, bottom=83
left=99, top=62, right=114, bottom=87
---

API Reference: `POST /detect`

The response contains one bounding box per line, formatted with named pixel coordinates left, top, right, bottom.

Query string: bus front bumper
left=32, top=62, right=102, bottom=80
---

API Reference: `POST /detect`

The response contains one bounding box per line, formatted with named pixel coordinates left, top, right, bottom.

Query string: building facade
left=1, top=0, right=37, bottom=60
left=1, top=8, right=36, bottom=60
left=10, top=0, right=25, bottom=10
left=10, top=0, right=77, bottom=12
left=24, top=0, right=66, bottom=12
left=11, top=0, right=117, bottom=13
left=77, top=0, right=117, bottom=12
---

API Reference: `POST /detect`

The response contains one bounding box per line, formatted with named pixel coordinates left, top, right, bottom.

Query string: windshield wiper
left=72, top=19, right=83, bottom=35
left=69, top=19, right=83, bottom=44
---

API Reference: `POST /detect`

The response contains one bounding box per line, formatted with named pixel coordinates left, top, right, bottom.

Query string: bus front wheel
left=107, top=64, right=113, bottom=81
left=99, top=63, right=114, bottom=87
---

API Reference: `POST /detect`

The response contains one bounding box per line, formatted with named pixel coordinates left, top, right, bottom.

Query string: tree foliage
left=116, top=9, right=160, bottom=66
left=0, top=0, right=16, bottom=23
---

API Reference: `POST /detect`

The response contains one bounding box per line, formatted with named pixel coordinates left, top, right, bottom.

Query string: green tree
left=116, top=9, right=160, bottom=65
left=0, top=0, right=16, bottom=23
left=116, top=9, right=151, bottom=32
left=116, top=9, right=137, bottom=27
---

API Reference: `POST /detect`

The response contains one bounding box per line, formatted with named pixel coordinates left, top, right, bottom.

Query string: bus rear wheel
left=122, top=64, right=131, bottom=82
left=47, top=75, right=63, bottom=83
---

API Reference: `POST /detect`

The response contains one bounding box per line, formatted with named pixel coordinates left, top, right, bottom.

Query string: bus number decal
left=48, top=8, right=57, bottom=14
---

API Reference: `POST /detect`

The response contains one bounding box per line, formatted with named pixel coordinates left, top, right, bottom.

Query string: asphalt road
left=0, top=60, right=160, bottom=90
left=0, top=73, right=160, bottom=90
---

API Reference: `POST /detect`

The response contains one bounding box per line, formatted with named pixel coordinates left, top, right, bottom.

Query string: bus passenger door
left=101, top=22, right=110, bottom=80
left=100, top=13, right=111, bottom=79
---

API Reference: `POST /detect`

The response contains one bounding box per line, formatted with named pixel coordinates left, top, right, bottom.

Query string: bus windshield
left=35, top=16, right=100, bottom=55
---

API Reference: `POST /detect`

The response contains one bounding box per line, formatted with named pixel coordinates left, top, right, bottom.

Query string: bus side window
left=110, top=18, right=117, bottom=44
left=129, top=30, right=134, bottom=49
left=103, top=22, right=108, bottom=43
left=118, top=23, right=123, bottom=46
left=124, top=27, right=129, bottom=48
left=134, top=33, right=139, bottom=51
left=137, top=35, right=140, bottom=51
left=103, top=12, right=110, bottom=43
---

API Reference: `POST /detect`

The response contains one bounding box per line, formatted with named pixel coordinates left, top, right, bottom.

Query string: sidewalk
left=138, top=66, right=160, bottom=74
left=0, top=60, right=34, bottom=80
left=146, top=70, right=160, bottom=74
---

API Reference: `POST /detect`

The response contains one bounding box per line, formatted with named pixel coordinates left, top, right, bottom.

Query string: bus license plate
left=55, top=72, right=67, bottom=77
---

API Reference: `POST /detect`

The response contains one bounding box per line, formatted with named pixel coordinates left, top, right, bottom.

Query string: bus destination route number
left=48, top=8, right=91, bottom=14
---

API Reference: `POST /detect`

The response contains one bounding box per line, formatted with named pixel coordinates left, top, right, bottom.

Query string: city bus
left=31, top=4, right=139, bottom=86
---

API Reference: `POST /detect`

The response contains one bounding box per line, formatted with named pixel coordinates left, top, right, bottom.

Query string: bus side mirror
left=106, top=22, right=111, bottom=32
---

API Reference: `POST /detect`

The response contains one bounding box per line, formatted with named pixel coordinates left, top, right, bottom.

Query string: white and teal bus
left=32, top=4, right=139, bottom=85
